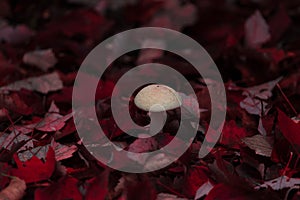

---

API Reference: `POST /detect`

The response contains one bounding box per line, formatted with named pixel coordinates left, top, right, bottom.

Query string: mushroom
left=134, top=84, right=182, bottom=136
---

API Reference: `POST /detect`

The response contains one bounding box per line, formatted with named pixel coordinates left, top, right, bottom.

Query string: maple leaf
left=277, top=109, right=300, bottom=147
left=11, top=147, right=56, bottom=183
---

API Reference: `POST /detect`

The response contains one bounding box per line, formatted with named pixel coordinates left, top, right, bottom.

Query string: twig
left=276, top=83, right=298, bottom=116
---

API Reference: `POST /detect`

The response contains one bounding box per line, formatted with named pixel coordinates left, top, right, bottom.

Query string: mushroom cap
left=134, top=84, right=182, bottom=112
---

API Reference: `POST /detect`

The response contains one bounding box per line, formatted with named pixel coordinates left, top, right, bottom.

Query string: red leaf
left=96, top=80, right=116, bottom=100
left=219, top=120, right=250, bottom=148
left=205, top=183, right=250, bottom=200
left=85, top=170, right=109, bottom=200
left=244, top=10, right=270, bottom=48
left=0, top=92, right=33, bottom=116
left=268, top=5, right=291, bottom=43
left=11, top=147, right=56, bottom=183
left=35, top=176, right=82, bottom=200
left=182, top=166, right=209, bottom=198
left=277, top=109, right=300, bottom=147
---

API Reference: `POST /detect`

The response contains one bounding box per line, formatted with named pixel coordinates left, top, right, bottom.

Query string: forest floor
left=0, top=0, right=300, bottom=199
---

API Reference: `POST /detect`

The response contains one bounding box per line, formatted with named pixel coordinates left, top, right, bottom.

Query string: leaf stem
left=276, top=83, right=298, bottom=116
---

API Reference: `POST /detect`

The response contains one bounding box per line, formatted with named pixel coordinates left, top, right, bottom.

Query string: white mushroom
left=134, top=84, right=182, bottom=136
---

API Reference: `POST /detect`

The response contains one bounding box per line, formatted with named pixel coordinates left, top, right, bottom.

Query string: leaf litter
left=0, top=0, right=299, bottom=199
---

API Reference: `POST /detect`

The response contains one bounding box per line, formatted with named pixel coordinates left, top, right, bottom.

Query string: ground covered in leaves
left=0, top=0, right=300, bottom=199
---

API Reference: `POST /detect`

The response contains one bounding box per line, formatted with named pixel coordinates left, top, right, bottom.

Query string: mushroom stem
left=149, top=111, right=167, bottom=136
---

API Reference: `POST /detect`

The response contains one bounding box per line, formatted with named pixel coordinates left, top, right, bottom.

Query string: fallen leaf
left=245, top=10, right=271, bottom=48
left=194, top=181, right=214, bottom=200
left=136, top=39, right=165, bottom=65
left=34, top=176, right=82, bottom=200
left=241, top=77, right=282, bottom=100
left=11, top=147, right=56, bottom=183
left=23, top=49, right=57, bottom=72
left=268, top=5, right=291, bottom=43
left=240, top=77, right=282, bottom=134
left=144, top=153, right=174, bottom=172
left=0, top=92, right=33, bottom=116
left=35, top=112, right=72, bottom=132
left=257, top=48, right=294, bottom=64
left=127, top=135, right=158, bottom=165
left=53, top=143, right=77, bottom=161
left=256, top=176, right=300, bottom=190
left=242, top=134, right=273, bottom=157
left=85, top=170, right=109, bottom=200
left=0, top=131, right=33, bottom=151
left=205, top=183, right=251, bottom=200
left=0, top=72, right=63, bottom=94
left=17, top=142, right=77, bottom=162
left=219, top=120, right=249, bottom=149
left=182, top=166, right=209, bottom=198
left=148, top=0, right=197, bottom=31
left=277, top=109, right=300, bottom=147
left=0, top=177, right=26, bottom=200
left=0, top=24, right=34, bottom=44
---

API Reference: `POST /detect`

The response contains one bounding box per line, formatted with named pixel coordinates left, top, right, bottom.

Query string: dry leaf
left=242, top=134, right=273, bottom=157
left=23, top=49, right=57, bottom=72
left=0, top=177, right=26, bottom=200
left=194, top=181, right=214, bottom=200
left=0, top=72, right=63, bottom=94
left=256, top=176, right=300, bottom=190
left=245, top=10, right=271, bottom=48
left=127, top=134, right=158, bottom=165
left=144, top=153, right=174, bottom=171
left=0, top=131, right=33, bottom=151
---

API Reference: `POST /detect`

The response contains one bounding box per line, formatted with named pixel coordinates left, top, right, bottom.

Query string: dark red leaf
left=182, top=166, right=209, bottom=198
left=219, top=120, right=250, bottom=148
left=205, top=183, right=252, bottom=200
left=268, top=5, right=291, bottom=43
left=35, top=176, right=82, bottom=200
left=85, top=170, right=109, bottom=200
left=277, top=109, right=300, bottom=147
